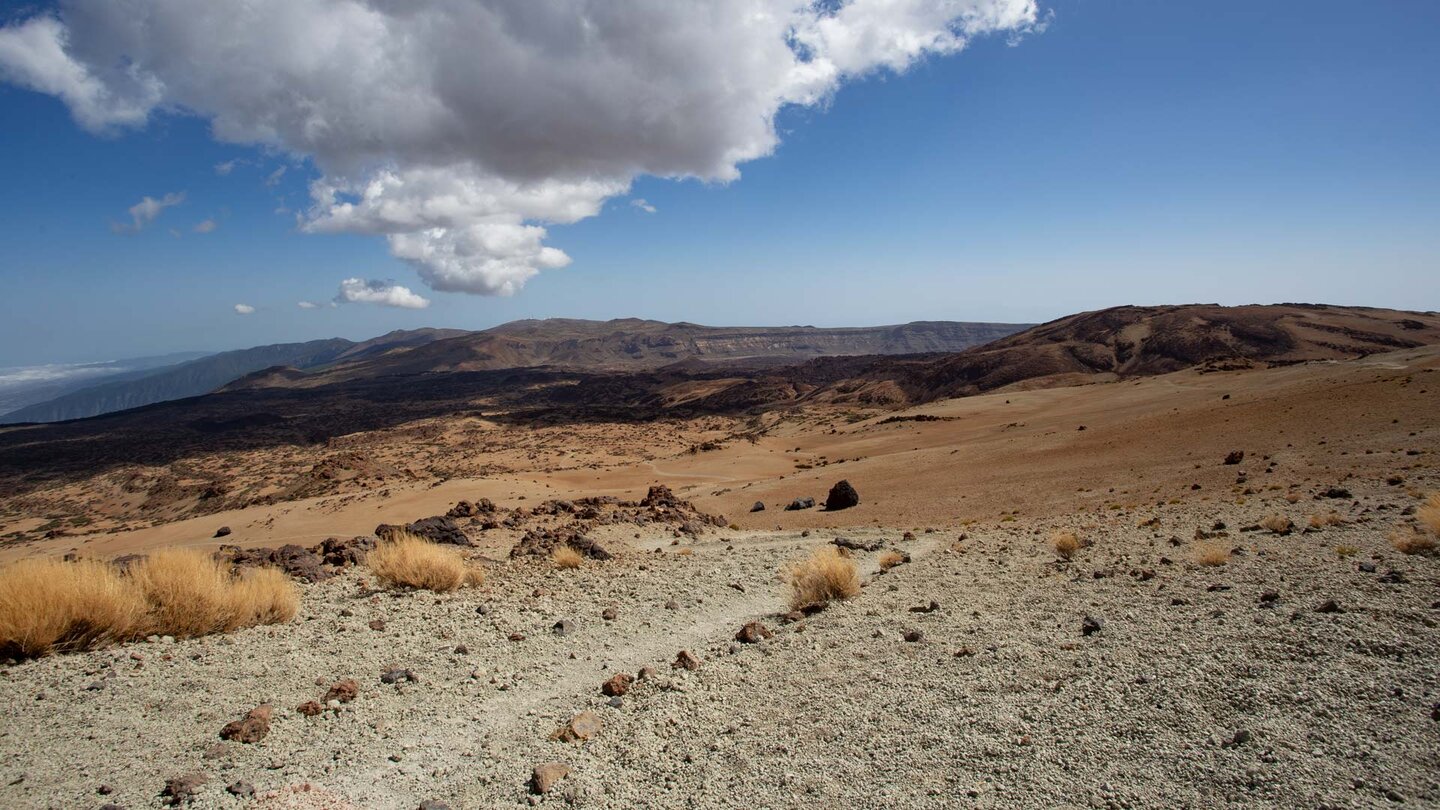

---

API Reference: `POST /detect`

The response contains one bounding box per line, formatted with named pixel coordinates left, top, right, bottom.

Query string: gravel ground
left=1, top=479, right=1438, bottom=809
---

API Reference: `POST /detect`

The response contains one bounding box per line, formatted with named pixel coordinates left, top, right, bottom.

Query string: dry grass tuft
left=1194, top=542, right=1229, bottom=566
left=877, top=550, right=906, bottom=571
left=1308, top=512, right=1345, bottom=529
left=1051, top=530, right=1082, bottom=560
left=551, top=545, right=584, bottom=570
left=1389, top=526, right=1437, bottom=555
left=130, top=548, right=251, bottom=637
left=1259, top=514, right=1294, bottom=534
left=0, top=549, right=299, bottom=658
left=367, top=531, right=466, bottom=592
left=1335, top=544, right=1359, bottom=558
left=464, top=565, right=486, bottom=587
left=228, top=567, right=300, bottom=627
left=675, top=547, right=695, bottom=557
left=787, top=546, right=861, bottom=611
left=1419, top=493, right=1440, bottom=536
left=0, top=558, right=146, bottom=658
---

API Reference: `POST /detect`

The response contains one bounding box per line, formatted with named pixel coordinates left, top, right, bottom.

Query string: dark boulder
left=784, top=497, right=815, bottom=511
left=641, top=484, right=684, bottom=509
left=824, top=480, right=860, bottom=511
left=376, top=515, right=471, bottom=546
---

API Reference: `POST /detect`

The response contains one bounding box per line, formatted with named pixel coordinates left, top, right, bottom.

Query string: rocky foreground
left=1, top=477, right=1437, bottom=809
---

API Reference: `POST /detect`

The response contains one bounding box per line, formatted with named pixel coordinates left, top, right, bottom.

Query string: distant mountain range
left=3, top=304, right=1435, bottom=489
left=225, top=318, right=1032, bottom=389
left=0, top=329, right=467, bottom=424
left=0, top=351, right=211, bottom=417
left=16, top=305, right=1421, bottom=431
left=1, top=320, right=1027, bottom=423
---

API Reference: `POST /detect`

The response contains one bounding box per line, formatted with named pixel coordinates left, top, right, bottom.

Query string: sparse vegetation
left=0, top=558, right=145, bottom=658
left=787, top=546, right=861, bottom=611
left=1260, top=514, right=1294, bottom=534
left=1335, top=545, right=1359, bottom=558
left=367, top=531, right=466, bottom=592
left=132, top=548, right=262, bottom=638
left=1419, top=493, right=1440, bottom=536
left=1194, top=542, right=1229, bottom=566
left=0, top=550, right=297, bottom=659
left=877, top=550, right=906, bottom=570
left=1051, top=530, right=1082, bottom=560
left=226, top=567, right=300, bottom=629
left=1309, top=512, right=1344, bottom=529
left=552, top=545, right=583, bottom=569
left=1389, top=526, right=1436, bottom=555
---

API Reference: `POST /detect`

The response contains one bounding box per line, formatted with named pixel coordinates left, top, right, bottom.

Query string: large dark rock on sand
left=825, top=480, right=860, bottom=511
left=376, top=515, right=471, bottom=546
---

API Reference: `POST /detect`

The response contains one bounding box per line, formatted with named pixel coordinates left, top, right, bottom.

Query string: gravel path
left=1, top=483, right=1437, bottom=809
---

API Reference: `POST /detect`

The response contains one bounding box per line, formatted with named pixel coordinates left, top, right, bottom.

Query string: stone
left=824, top=480, right=860, bottom=510
left=219, top=704, right=272, bottom=743
left=368, top=619, right=386, bottom=631
left=735, top=621, right=773, bottom=643
left=531, top=762, right=572, bottom=795
left=1315, top=600, right=1344, bottom=614
left=601, top=673, right=634, bottom=696
left=832, top=536, right=882, bottom=552
left=1259, top=590, right=1280, bottom=605
left=376, top=515, right=471, bottom=546
left=323, top=679, right=359, bottom=703
left=551, top=711, right=603, bottom=742
left=226, top=781, right=255, bottom=798
left=381, top=668, right=417, bottom=684
left=552, top=619, right=577, bottom=636
left=909, top=601, right=941, bottom=613
left=161, top=772, right=208, bottom=806
left=902, top=629, right=924, bottom=643
left=1081, top=615, right=1104, bottom=636
left=673, top=649, right=701, bottom=671
left=601, top=607, right=618, bottom=621
left=214, top=526, right=232, bottom=538
left=296, top=700, right=323, bottom=717
left=785, top=497, right=815, bottom=511
left=1223, top=450, right=1245, bottom=465
left=419, top=801, right=452, bottom=810
left=1319, top=486, right=1353, bottom=499
left=750, top=501, right=766, bottom=512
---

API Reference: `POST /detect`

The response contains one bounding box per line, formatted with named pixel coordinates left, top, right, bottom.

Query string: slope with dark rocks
left=775, top=303, right=1440, bottom=406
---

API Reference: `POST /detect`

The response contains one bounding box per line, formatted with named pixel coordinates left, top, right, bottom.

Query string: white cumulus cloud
left=193, top=218, right=217, bottom=233
left=0, top=1, right=1043, bottom=295
left=234, top=303, right=255, bottom=315
left=297, top=300, right=320, bottom=309
left=631, top=198, right=657, bottom=214
left=112, top=191, right=185, bottom=233
left=334, top=278, right=430, bottom=309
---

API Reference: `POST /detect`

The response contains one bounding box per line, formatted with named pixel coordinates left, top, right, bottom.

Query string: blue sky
left=1, top=0, right=1437, bottom=366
